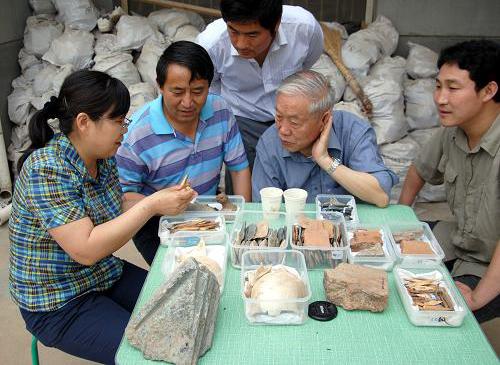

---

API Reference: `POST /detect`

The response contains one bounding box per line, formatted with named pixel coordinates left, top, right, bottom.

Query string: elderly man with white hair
left=252, top=70, right=398, bottom=206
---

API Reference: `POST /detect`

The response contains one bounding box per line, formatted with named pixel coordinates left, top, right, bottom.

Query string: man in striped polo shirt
left=116, top=41, right=251, bottom=265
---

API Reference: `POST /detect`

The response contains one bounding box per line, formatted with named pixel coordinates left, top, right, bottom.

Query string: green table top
left=116, top=204, right=498, bottom=364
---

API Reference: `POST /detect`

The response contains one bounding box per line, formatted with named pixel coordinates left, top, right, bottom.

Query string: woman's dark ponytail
left=16, top=70, right=130, bottom=173
left=17, top=96, right=60, bottom=172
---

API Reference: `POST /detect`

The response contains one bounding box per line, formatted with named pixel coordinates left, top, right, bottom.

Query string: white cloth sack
left=8, top=87, right=35, bottom=125
left=367, top=15, right=399, bottom=57
left=341, top=15, right=399, bottom=75
left=52, top=0, right=98, bottom=31
left=364, top=78, right=408, bottom=144
left=406, top=42, right=438, bottom=79
left=43, top=29, right=95, bottom=69
left=136, top=38, right=170, bottom=88
left=148, top=9, right=205, bottom=39
left=32, top=64, right=58, bottom=97
left=380, top=135, right=419, bottom=203
left=369, top=56, right=406, bottom=84
left=29, top=0, right=56, bottom=14
left=115, top=15, right=163, bottom=51
left=94, top=33, right=119, bottom=55
left=24, top=15, right=64, bottom=57
left=32, top=64, right=73, bottom=97
left=128, top=82, right=158, bottom=117
left=321, top=22, right=348, bottom=41
left=311, top=54, right=346, bottom=103
left=404, top=78, right=440, bottom=130
left=333, top=101, right=366, bottom=120
left=173, top=24, right=200, bottom=42
left=342, top=31, right=381, bottom=76
left=93, top=52, right=141, bottom=87
left=18, top=48, right=40, bottom=72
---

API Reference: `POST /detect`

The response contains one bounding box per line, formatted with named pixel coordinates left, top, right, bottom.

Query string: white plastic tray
left=394, top=265, right=466, bottom=327
left=241, top=249, right=311, bottom=325
left=347, top=223, right=396, bottom=271
left=162, top=231, right=228, bottom=292
left=315, top=194, right=359, bottom=227
left=388, top=221, right=445, bottom=267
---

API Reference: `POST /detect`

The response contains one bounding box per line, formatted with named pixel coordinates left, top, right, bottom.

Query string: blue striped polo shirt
left=116, top=94, right=248, bottom=195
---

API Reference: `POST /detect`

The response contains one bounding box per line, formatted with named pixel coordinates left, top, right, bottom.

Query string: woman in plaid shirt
left=9, top=70, right=197, bottom=364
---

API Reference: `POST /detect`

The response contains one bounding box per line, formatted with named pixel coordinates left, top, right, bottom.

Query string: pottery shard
left=350, top=229, right=383, bottom=252
left=323, top=263, right=388, bottom=312
left=126, top=257, right=221, bottom=365
left=400, top=240, right=434, bottom=255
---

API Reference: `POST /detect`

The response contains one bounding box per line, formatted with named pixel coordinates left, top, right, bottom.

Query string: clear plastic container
left=241, top=249, right=311, bottom=325
left=230, top=210, right=288, bottom=268
left=347, top=223, right=396, bottom=271
left=162, top=231, right=228, bottom=292
left=158, top=213, right=226, bottom=246
left=394, top=265, right=467, bottom=327
left=184, top=195, right=244, bottom=222
left=387, top=222, right=445, bottom=267
left=315, top=194, right=359, bottom=227
left=290, top=210, right=348, bottom=270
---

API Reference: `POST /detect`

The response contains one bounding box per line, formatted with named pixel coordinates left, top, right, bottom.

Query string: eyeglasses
left=121, top=117, right=132, bottom=132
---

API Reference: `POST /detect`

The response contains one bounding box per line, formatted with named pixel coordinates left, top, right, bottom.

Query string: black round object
left=308, top=301, right=338, bottom=321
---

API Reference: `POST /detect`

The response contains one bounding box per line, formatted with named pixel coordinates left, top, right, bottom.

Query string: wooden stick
left=137, top=0, right=221, bottom=18
left=320, top=22, right=373, bottom=119
left=121, top=0, right=129, bottom=14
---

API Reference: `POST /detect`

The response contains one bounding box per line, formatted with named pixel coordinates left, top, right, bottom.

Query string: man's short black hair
left=438, top=39, right=500, bottom=102
left=220, top=0, right=283, bottom=33
left=156, top=41, right=214, bottom=87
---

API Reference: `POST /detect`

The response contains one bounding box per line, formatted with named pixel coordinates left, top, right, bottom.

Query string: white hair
left=276, top=70, right=335, bottom=115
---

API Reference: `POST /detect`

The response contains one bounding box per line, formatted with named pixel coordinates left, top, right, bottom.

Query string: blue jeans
left=20, top=261, right=147, bottom=365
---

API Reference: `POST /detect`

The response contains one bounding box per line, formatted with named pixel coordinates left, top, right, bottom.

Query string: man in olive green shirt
left=399, top=40, right=500, bottom=322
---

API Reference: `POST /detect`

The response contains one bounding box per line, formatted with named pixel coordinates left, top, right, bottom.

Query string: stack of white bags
left=9, top=0, right=206, bottom=176
left=9, top=3, right=445, bottom=204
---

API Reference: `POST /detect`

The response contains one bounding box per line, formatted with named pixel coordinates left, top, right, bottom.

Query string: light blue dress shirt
left=252, top=110, right=399, bottom=203
left=196, top=5, right=323, bottom=122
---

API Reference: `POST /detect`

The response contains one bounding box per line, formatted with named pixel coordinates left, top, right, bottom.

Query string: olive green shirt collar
left=452, top=112, right=500, bottom=156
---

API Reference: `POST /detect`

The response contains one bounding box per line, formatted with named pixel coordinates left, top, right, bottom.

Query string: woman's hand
left=148, top=185, right=197, bottom=216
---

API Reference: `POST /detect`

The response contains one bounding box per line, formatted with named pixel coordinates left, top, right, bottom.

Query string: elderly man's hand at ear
left=312, top=115, right=332, bottom=168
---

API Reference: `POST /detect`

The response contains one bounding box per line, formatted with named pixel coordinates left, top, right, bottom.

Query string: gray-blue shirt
left=252, top=110, right=399, bottom=203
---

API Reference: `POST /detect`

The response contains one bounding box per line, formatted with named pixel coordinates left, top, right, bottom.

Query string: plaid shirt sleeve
left=26, top=164, right=87, bottom=230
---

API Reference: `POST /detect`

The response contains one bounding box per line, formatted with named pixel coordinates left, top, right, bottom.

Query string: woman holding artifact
left=9, top=70, right=196, bottom=364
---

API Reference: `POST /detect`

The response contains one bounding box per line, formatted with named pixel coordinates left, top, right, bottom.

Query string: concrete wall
left=375, top=0, right=500, bottom=56
left=0, top=0, right=31, bottom=150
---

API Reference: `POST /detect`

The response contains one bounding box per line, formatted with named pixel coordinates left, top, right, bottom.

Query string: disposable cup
left=284, top=188, right=308, bottom=218
left=260, top=187, right=283, bottom=219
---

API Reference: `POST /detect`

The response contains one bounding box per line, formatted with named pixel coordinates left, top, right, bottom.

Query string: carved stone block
left=126, top=257, right=221, bottom=365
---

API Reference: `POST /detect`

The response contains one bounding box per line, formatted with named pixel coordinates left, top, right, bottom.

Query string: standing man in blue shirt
left=197, top=0, right=323, bottom=192
left=252, top=70, right=398, bottom=206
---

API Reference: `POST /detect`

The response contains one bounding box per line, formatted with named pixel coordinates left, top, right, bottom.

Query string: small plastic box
left=185, top=195, right=244, bottom=222
left=388, top=222, right=445, bottom=267
left=158, top=213, right=226, bottom=246
left=229, top=210, right=288, bottom=268
left=347, top=223, right=396, bottom=271
left=290, top=210, right=349, bottom=270
left=162, top=231, right=228, bottom=292
left=241, top=249, right=311, bottom=325
left=315, top=194, right=359, bottom=227
left=394, top=265, right=467, bottom=327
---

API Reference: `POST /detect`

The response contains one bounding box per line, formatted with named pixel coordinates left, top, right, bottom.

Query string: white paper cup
left=283, top=188, right=308, bottom=217
left=260, top=187, right=283, bottom=218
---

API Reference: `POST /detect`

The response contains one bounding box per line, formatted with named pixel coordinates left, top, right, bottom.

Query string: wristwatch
left=325, top=156, right=342, bottom=175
